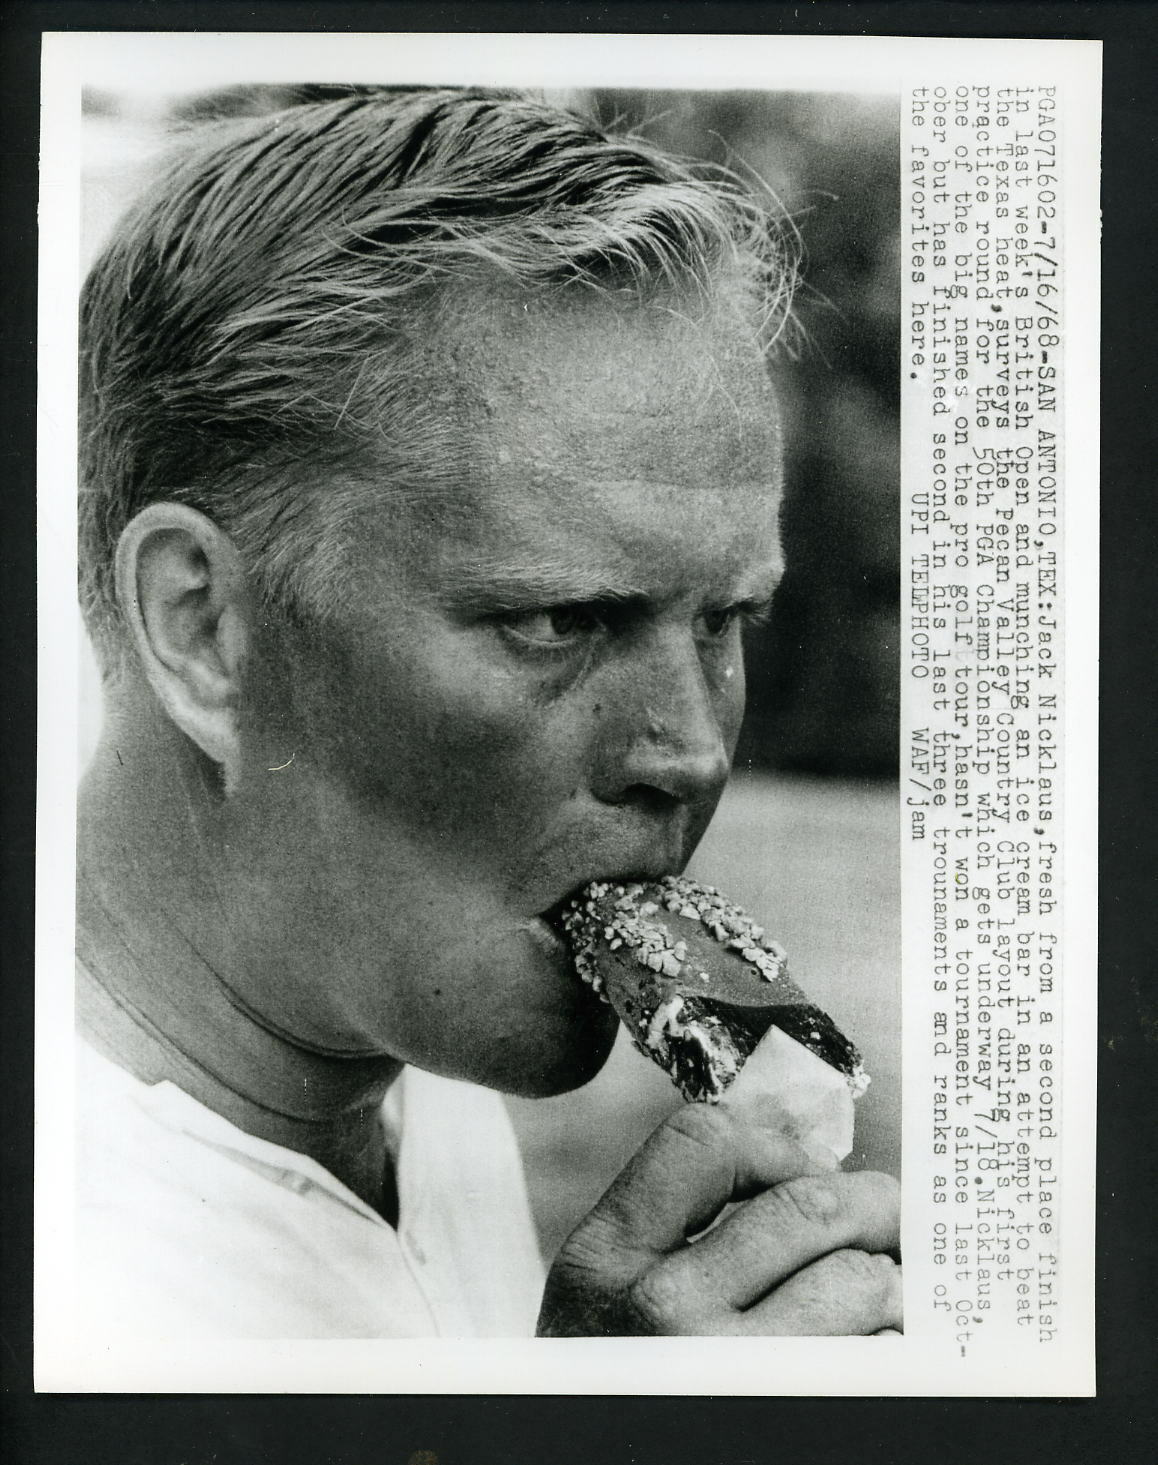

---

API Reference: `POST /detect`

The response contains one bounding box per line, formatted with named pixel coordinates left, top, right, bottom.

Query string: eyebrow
left=439, top=558, right=651, bottom=613
left=440, top=554, right=784, bottom=614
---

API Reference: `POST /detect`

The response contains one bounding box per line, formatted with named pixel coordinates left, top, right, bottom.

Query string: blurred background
left=77, top=83, right=900, bottom=1259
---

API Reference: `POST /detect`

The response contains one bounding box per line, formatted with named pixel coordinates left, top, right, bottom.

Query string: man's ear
left=115, top=503, right=250, bottom=772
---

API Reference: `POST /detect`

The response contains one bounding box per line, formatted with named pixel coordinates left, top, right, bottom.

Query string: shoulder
left=73, top=1042, right=544, bottom=1337
left=74, top=1041, right=432, bottom=1336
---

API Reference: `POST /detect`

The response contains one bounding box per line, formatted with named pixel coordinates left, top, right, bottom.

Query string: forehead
left=442, top=284, right=783, bottom=499
left=345, top=284, right=786, bottom=607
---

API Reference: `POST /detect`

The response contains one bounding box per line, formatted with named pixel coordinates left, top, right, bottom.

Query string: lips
left=540, top=890, right=588, bottom=937
left=517, top=870, right=672, bottom=968
left=539, top=866, right=678, bottom=936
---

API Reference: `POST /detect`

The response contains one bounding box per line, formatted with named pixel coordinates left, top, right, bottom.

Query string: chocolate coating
left=558, top=875, right=865, bottom=1102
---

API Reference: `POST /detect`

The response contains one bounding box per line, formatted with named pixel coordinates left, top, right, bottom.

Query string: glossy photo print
left=36, top=31, right=1098, bottom=1398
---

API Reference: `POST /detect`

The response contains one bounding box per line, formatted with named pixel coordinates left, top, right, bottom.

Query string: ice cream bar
left=557, top=875, right=870, bottom=1161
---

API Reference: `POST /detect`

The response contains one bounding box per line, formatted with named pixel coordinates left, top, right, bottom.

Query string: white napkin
left=721, top=1025, right=864, bottom=1163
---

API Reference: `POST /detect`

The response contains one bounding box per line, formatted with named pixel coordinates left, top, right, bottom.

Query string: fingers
left=743, top=1254, right=903, bottom=1336
left=670, top=1169, right=901, bottom=1312
left=540, top=1104, right=903, bottom=1338
left=585, top=1104, right=834, bottom=1262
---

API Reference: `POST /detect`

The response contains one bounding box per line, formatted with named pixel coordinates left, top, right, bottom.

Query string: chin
left=487, top=1001, right=620, bottom=1100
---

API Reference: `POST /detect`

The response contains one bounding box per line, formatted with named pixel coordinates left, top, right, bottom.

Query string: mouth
left=528, top=912, right=570, bottom=960
left=536, top=867, right=679, bottom=952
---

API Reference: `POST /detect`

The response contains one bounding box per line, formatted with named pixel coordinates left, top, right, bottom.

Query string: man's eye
left=701, top=599, right=774, bottom=639
left=701, top=607, right=736, bottom=638
left=700, top=605, right=749, bottom=639
left=501, top=605, right=602, bottom=646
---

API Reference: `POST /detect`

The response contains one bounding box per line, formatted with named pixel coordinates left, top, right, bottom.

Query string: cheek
left=723, top=680, right=745, bottom=751
left=706, top=638, right=748, bottom=752
left=305, top=629, right=582, bottom=836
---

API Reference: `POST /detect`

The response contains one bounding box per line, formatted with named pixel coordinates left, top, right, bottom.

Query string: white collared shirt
left=75, top=1039, right=546, bottom=1338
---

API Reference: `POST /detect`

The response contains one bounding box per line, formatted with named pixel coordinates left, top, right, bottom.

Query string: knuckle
left=663, top=1102, right=735, bottom=1154
left=823, top=1248, right=896, bottom=1294
left=774, top=1174, right=845, bottom=1229
left=555, top=1214, right=616, bottom=1278
left=552, top=1206, right=641, bottom=1290
left=626, top=1265, right=688, bottom=1332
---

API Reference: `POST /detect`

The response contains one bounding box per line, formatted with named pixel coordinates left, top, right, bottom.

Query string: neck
left=77, top=689, right=402, bottom=1218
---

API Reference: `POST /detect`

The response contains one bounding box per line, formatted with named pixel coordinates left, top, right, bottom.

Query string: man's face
left=225, top=289, right=785, bottom=1097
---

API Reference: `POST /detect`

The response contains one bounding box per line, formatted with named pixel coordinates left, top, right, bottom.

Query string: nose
left=591, top=629, right=735, bottom=810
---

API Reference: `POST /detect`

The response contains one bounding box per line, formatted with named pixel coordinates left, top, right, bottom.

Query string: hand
left=536, top=1103, right=901, bottom=1336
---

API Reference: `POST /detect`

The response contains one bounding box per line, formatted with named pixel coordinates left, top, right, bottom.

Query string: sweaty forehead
left=438, top=284, right=783, bottom=497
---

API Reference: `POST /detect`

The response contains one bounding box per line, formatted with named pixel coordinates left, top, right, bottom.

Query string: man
left=75, top=88, right=900, bottom=1337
